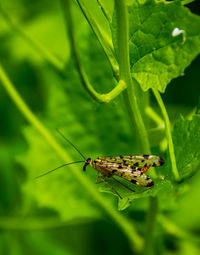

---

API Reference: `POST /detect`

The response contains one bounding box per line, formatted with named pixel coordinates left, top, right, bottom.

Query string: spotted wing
left=97, top=155, right=164, bottom=168
left=92, top=159, right=154, bottom=187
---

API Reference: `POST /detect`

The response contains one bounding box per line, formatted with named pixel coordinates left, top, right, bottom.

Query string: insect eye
left=83, top=158, right=91, bottom=171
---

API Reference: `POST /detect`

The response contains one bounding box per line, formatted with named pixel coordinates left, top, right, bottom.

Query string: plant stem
left=76, top=0, right=118, bottom=76
left=114, top=0, right=150, bottom=153
left=0, top=64, right=143, bottom=253
left=153, top=89, right=179, bottom=180
left=0, top=217, right=80, bottom=230
left=143, top=197, right=158, bottom=255
left=96, top=0, right=112, bottom=23
left=114, top=0, right=155, bottom=177
left=145, top=106, right=164, bottom=127
left=62, top=0, right=126, bottom=103
left=114, top=3, right=159, bottom=254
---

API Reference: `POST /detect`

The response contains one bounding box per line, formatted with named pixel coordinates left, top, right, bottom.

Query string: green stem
left=62, top=0, right=125, bottom=103
left=0, top=6, right=64, bottom=73
left=123, top=84, right=151, bottom=154
left=76, top=0, right=118, bottom=77
left=114, top=3, right=159, bottom=254
left=153, top=89, right=179, bottom=180
left=143, top=197, right=158, bottom=255
left=114, top=0, right=154, bottom=176
left=145, top=106, right=164, bottom=127
left=0, top=217, right=76, bottom=230
left=0, top=65, right=143, bottom=253
left=96, top=0, right=112, bottom=23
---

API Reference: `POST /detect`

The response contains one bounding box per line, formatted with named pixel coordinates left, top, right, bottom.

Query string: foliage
left=0, top=0, right=200, bottom=254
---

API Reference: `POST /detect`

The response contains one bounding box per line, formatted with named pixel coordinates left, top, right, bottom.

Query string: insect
left=35, top=130, right=164, bottom=199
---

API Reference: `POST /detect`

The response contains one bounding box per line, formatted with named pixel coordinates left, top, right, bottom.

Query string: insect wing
left=93, top=160, right=154, bottom=187
left=97, top=155, right=164, bottom=168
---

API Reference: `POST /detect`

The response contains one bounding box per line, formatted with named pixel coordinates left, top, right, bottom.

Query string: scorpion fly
left=35, top=130, right=164, bottom=199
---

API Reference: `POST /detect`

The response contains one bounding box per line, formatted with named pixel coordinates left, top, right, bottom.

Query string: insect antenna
left=34, top=160, right=85, bottom=179
left=56, top=128, right=86, bottom=160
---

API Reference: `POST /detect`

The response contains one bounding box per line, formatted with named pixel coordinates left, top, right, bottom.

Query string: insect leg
left=111, top=176, right=135, bottom=193
left=98, top=176, right=123, bottom=199
left=95, top=172, right=104, bottom=184
left=95, top=172, right=99, bottom=183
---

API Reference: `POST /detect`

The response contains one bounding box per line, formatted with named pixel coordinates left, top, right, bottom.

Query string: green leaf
left=171, top=168, right=200, bottom=230
left=111, top=0, right=200, bottom=92
left=172, top=113, right=200, bottom=180
left=99, top=175, right=175, bottom=211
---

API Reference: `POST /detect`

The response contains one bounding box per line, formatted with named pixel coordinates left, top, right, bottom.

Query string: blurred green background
left=0, top=0, right=200, bottom=254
